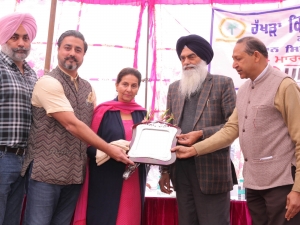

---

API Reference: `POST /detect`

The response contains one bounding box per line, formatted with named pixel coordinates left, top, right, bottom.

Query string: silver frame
left=128, top=121, right=181, bottom=165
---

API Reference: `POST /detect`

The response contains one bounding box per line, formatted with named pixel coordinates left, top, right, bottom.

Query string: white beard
left=179, top=61, right=208, bottom=98
left=1, top=43, right=30, bottom=62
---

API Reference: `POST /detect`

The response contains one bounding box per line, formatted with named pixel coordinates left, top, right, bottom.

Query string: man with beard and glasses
left=0, top=12, right=37, bottom=225
left=21, top=30, right=134, bottom=225
left=159, top=34, right=237, bottom=225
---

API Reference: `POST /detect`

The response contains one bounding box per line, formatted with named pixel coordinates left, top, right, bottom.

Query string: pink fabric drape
left=59, top=0, right=144, bottom=6
left=133, top=3, right=146, bottom=68
left=148, top=3, right=157, bottom=112
left=90, top=100, right=145, bottom=133
left=149, top=0, right=281, bottom=4
left=62, top=0, right=282, bottom=5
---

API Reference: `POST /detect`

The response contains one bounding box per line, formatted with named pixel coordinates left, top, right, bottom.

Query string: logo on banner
left=217, top=18, right=246, bottom=42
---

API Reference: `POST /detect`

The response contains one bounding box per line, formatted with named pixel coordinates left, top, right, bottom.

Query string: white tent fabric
left=2, top=0, right=299, bottom=107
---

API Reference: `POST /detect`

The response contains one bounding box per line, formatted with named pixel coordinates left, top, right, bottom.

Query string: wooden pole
left=44, top=0, right=57, bottom=74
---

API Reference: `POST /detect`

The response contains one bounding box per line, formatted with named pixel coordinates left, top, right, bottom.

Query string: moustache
left=64, top=56, right=78, bottom=62
left=183, top=64, right=196, bottom=70
left=12, top=47, right=30, bottom=52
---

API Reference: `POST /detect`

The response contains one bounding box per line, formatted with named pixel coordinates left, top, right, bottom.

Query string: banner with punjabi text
left=210, top=5, right=300, bottom=88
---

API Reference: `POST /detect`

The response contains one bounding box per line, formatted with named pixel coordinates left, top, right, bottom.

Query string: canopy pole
left=144, top=4, right=150, bottom=110
left=44, top=0, right=57, bottom=74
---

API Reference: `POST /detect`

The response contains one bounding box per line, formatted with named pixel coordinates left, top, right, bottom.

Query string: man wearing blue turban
left=159, top=34, right=237, bottom=225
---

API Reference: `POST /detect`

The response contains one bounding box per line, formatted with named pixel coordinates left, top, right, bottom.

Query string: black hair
left=237, top=36, right=268, bottom=58
left=116, top=67, right=142, bottom=86
left=57, top=30, right=88, bottom=53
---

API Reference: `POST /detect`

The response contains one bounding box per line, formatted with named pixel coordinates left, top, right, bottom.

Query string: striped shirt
left=0, top=51, right=37, bottom=148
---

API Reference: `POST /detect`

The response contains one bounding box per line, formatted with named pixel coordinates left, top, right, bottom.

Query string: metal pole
left=44, top=0, right=57, bottom=74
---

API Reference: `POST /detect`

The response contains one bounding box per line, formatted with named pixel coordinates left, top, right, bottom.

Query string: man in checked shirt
left=0, top=12, right=37, bottom=225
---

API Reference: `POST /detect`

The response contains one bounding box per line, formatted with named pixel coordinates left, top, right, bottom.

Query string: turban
left=176, top=34, right=214, bottom=65
left=0, top=12, right=37, bottom=45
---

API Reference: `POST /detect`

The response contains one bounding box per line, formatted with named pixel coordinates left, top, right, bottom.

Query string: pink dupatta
left=73, top=100, right=145, bottom=225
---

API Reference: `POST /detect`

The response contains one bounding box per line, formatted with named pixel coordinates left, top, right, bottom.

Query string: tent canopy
left=61, top=0, right=283, bottom=5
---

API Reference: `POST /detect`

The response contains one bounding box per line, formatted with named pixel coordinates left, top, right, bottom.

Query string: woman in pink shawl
left=73, top=68, right=147, bottom=225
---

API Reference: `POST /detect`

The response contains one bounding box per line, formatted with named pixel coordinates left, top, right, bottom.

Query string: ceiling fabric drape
left=60, top=0, right=282, bottom=5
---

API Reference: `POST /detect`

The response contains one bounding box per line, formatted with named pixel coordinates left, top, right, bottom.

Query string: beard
left=1, top=44, right=30, bottom=62
left=62, top=56, right=79, bottom=71
left=179, top=60, right=208, bottom=99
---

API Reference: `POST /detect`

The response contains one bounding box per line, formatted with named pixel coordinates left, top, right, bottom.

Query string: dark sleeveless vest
left=22, top=67, right=94, bottom=185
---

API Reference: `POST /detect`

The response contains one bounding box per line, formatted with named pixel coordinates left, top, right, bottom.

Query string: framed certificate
left=128, top=121, right=181, bottom=165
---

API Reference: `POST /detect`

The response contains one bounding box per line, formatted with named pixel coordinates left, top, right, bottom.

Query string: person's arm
left=50, top=111, right=133, bottom=164
left=176, top=131, right=203, bottom=147
left=275, top=78, right=300, bottom=220
left=172, top=108, right=239, bottom=158
left=32, top=76, right=133, bottom=165
left=193, top=108, right=239, bottom=155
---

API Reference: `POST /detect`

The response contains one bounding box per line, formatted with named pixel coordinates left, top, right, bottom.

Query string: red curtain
left=143, top=197, right=252, bottom=225
left=143, top=197, right=178, bottom=225
left=230, top=200, right=253, bottom=225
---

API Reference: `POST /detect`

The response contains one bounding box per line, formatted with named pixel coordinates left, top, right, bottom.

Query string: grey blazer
left=167, top=73, right=237, bottom=194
